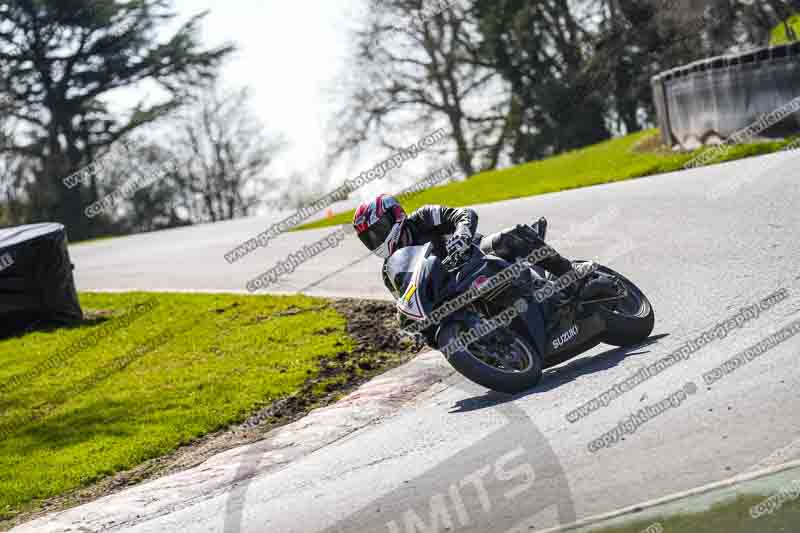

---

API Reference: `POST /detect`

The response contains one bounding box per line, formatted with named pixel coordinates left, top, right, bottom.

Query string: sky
left=110, top=0, right=371, bottom=204
left=169, top=0, right=359, bottom=176
left=104, top=0, right=460, bottom=213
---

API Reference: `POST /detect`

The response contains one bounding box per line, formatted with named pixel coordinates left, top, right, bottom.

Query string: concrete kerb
left=8, top=351, right=451, bottom=533
left=225, top=360, right=577, bottom=533
left=7, top=338, right=576, bottom=532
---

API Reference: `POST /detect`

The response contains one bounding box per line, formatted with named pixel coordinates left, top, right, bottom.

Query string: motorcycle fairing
left=387, top=243, right=442, bottom=320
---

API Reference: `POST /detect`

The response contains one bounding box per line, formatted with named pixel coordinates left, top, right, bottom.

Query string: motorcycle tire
left=591, top=265, right=655, bottom=347
left=437, top=320, right=543, bottom=394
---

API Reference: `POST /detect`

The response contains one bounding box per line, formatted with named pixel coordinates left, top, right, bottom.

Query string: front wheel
left=437, top=319, right=543, bottom=394
left=590, top=265, right=654, bottom=347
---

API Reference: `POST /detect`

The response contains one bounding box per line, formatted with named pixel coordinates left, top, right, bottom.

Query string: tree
left=332, top=0, right=800, bottom=175
left=703, top=0, right=800, bottom=52
left=473, top=0, right=766, bottom=161
left=475, top=0, right=613, bottom=162
left=80, top=136, right=186, bottom=235
left=168, top=85, right=285, bottom=223
left=0, top=0, right=234, bottom=239
left=0, top=128, right=32, bottom=227
left=329, top=0, right=510, bottom=177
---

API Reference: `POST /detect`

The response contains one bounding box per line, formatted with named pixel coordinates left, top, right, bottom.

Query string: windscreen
left=384, top=245, right=426, bottom=299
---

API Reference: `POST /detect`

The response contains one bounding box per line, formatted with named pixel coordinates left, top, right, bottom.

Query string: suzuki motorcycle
left=387, top=218, right=654, bottom=394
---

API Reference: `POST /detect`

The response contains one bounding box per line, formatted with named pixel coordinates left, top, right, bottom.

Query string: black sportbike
left=387, top=218, right=654, bottom=394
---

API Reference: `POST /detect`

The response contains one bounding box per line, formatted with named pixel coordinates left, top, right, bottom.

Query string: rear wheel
left=437, top=319, right=543, bottom=394
left=590, top=265, right=654, bottom=346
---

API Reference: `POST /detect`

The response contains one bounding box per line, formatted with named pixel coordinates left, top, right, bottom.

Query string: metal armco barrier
left=652, top=42, right=800, bottom=149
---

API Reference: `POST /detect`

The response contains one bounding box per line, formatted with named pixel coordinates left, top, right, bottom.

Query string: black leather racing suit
left=381, top=204, right=573, bottom=296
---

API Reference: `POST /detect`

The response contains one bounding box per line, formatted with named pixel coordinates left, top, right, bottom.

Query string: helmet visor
left=357, top=212, right=395, bottom=251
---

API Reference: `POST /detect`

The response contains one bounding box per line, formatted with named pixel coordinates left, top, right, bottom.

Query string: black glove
left=442, top=234, right=472, bottom=270
left=446, top=233, right=471, bottom=256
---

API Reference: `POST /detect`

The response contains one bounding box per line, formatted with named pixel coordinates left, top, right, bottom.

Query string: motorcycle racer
left=352, top=194, right=612, bottom=304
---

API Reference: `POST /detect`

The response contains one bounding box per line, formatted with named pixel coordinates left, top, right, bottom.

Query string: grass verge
left=299, top=129, right=799, bottom=231
left=587, top=493, right=800, bottom=533
left=0, top=292, right=418, bottom=527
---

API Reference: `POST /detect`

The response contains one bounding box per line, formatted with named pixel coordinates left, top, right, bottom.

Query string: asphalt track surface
left=57, top=151, right=800, bottom=532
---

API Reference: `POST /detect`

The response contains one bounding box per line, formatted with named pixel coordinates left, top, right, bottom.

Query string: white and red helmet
left=353, top=194, right=407, bottom=259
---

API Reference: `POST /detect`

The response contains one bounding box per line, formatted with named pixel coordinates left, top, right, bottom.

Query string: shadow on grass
left=0, top=336, right=169, bottom=439
left=4, top=399, right=142, bottom=453
left=0, top=314, right=110, bottom=343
